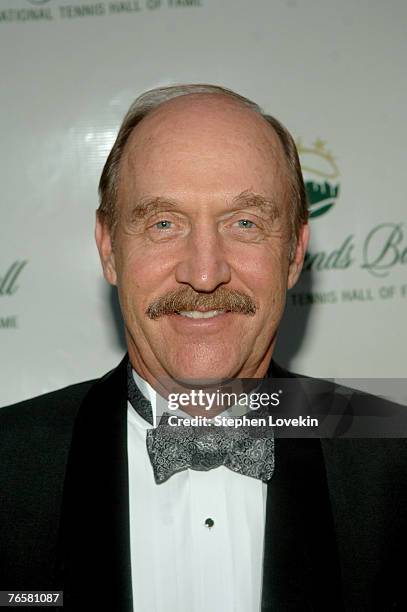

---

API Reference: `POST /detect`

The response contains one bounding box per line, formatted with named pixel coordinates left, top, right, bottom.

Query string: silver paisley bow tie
left=127, top=362, right=275, bottom=484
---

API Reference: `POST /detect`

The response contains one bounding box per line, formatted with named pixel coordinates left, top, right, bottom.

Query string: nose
left=175, top=223, right=231, bottom=292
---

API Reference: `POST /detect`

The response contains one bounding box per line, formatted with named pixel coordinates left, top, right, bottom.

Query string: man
left=1, top=84, right=406, bottom=611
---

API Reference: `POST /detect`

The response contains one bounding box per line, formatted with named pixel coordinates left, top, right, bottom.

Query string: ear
left=95, top=211, right=117, bottom=286
left=287, top=223, right=310, bottom=289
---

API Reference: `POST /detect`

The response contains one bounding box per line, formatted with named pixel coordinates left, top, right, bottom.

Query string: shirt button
left=205, top=518, right=215, bottom=529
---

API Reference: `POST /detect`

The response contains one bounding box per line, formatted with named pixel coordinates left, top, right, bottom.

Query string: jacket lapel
left=56, top=355, right=133, bottom=611
left=261, top=362, right=343, bottom=611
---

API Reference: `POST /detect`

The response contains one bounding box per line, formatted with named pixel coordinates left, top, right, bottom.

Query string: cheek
left=234, top=246, right=289, bottom=300
left=115, top=241, right=174, bottom=309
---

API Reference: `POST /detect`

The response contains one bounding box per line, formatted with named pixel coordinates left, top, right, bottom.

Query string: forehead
left=118, top=94, right=289, bottom=205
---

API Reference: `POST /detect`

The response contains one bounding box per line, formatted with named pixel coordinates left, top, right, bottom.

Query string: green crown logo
left=297, top=139, right=340, bottom=218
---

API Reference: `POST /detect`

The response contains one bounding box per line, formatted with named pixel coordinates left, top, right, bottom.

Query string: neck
left=128, top=352, right=274, bottom=419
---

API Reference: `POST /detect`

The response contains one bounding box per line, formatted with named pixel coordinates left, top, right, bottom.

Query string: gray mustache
left=146, top=286, right=257, bottom=320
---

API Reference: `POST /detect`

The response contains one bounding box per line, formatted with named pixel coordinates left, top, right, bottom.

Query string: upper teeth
left=179, top=310, right=224, bottom=319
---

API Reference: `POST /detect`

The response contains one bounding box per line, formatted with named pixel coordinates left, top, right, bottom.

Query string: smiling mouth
left=177, top=309, right=227, bottom=319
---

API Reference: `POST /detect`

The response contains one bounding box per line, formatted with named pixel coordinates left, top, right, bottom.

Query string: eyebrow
left=230, top=191, right=281, bottom=219
left=128, top=191, right=280, bottom=221
left=129, top=197, right=178, bottom=221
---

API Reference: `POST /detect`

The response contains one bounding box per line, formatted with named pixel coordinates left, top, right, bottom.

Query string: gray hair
left=98, top=84, right=308, bottom=256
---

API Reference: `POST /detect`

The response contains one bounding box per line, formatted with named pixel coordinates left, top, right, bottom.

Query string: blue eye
left=237, top=219, right=255, bottom=228
left=155, top=220, right=172, bottom=229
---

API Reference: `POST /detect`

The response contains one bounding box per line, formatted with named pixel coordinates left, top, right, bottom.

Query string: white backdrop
left=1, top=0, right=406, bottom=406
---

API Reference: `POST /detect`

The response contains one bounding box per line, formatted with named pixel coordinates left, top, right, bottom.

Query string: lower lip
left=165, top=311, right=234, bottom=332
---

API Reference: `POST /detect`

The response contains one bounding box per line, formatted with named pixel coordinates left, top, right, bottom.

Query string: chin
left=165, top=345, right=243, bottom=384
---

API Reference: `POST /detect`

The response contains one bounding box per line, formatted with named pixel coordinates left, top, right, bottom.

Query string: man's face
left=96, top=94, right=308, bottom=384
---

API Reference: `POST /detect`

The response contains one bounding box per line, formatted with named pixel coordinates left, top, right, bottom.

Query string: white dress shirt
left=127, top=369, right=268, bottom=612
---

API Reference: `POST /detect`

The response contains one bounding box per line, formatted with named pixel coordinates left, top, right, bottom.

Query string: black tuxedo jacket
left=1, top=356, right=407, bottom=611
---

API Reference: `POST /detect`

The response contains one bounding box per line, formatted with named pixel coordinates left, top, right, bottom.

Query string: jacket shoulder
left=0, top=379, right=97, bottom=427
